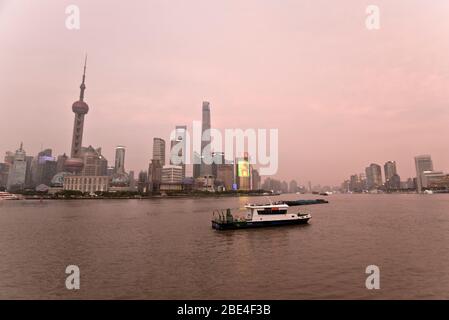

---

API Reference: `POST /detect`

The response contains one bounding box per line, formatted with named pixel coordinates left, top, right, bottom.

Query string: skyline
left=1, top=0, right=449, bottom=185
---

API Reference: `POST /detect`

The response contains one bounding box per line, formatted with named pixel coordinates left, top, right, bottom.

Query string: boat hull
left=212, top=217, right=310, bottom=230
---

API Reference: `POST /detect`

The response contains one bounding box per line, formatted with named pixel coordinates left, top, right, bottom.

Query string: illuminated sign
left=237, top=160, right=250, bottom=177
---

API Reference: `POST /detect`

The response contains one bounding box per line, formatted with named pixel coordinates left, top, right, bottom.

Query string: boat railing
left=213, top=208, right=247, bottom=223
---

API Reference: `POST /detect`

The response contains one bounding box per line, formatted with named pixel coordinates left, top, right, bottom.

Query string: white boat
left=212, top=203, right=311, bottom=230
left=0, top=192, right=21, bottom=200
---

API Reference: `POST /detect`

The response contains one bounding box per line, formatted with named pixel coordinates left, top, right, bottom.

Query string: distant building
left=114, top=146, right=126, bottom=174
left=6, top=143, right=27, bottom=191
left=216, top=164, right=234, bottom=191
left=415, top=155, right=434, bottom=193
left=56, top=154, right=68, bottom=173
left=0, top=163, right=9, bottom=189
left=161, top=165, right=183, bottom=184
left=421, top=171, right=445, bottom=190
left=137, top=171, right=148, bottom=193
left=365, top=163, right=382, bottom=190
left=200, top=101, right=212, bottom=176
left=81, top=146, right=108, bottom=176
left=170, top=126, right=187, bottom=178
left=289, top=180, right=298, bottom=193
left=384, top=161, right=397, bottom=181
left=153, top=138, right=166, bottom=166
left=236, top=154, right=251, bottom=191
left=160, top=165, right=183, bottom=192
left=252, top=169, right=261, bottom=190
left=63, top=175, right=109, bottom=193
left=148, top=159, right=163, bottom=192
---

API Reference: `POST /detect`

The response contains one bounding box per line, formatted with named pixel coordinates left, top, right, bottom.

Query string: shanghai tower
left=200, top=101, right=212, bottom=176
left=65, top=56, right=89, bottom=173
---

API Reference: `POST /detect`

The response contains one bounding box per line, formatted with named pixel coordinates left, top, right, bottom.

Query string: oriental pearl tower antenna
left=65, top=55, right=90, bottom=174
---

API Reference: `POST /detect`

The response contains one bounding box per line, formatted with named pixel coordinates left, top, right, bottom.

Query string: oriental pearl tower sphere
left=65, top=56, right=89, bottom=173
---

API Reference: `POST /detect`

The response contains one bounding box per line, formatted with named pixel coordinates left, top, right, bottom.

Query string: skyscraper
left=153, top=138, right=166, bottom=166
left=415, top=155, right=434, bottom=193
left=170, top=126, right=187, bottom=178
left=114, top=146, right=126, bottom=174
left=365, top=163, right=382, bottom=190
left=384, top=161, right=397, bottom=182
left=200, top=101, right=212, bottom=176
left=6, top=143, right=27, bottom=191
left=66, top=56, right=89, bottom=173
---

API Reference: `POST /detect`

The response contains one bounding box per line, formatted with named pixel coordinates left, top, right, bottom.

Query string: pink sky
left=1, top=0, right=449, bottom=186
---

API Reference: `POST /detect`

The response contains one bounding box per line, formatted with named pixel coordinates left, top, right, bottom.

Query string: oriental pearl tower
left=65, top=56, right=89, bottom=173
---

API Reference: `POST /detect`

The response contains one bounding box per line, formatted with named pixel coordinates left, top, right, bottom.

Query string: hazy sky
left=1, top=0, right=449, bottom=185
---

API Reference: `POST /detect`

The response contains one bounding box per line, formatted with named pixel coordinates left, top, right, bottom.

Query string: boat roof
left=245, top=203, right=289, bottom=209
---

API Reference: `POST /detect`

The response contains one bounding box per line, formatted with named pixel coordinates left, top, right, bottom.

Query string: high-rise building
left=81, top=146, right=108, bottom=176
left=289, top=180, right=298, bottom=193
left=211, top=152, right=225, bottom=178
left=137, top=171, right=148, bottom=193
left=236, top=153, right=251, bottom=191
left=161, top=165, right=183, bottom=184
left=153, top=138, right=166, bottom=166
left=170, top=126, right=187, bottom=178
left=114, top=146, right=126, bottom=174
left=384, top=161, right=397, bottom=183
left=216, top=163, right=234, bottom=191
left=129, top=170, right=136, bottom=191
left=6, top=143, right=27, bottom=191
left=365, top=163, right=382, bottom=190
left=252, top=169, right=261, bottom=190
left=66, top=56, right=89, bottom=174
left=56, top=154, right=68, bottom=173
left=415, top=155, right=434, bottom=193
left=200, top=101, right=212, bottom=176
left=148, top=159, right=163, bottom=192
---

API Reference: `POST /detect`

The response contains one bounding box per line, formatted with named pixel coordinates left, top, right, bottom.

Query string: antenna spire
left=79, top=54, right=87, bottom=101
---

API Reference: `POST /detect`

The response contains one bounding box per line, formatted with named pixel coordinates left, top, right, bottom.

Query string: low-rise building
left=63, top=175, right=109, bottom=193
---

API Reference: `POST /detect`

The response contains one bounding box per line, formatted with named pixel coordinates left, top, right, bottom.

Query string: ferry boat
left=212, top=203, right=311, bottom=230
left=0, top=192, right=20, bottom=200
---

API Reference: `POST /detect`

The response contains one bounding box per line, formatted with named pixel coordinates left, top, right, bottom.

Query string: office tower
left=148, top=159, right=163, bottom=192
left=6, top=143, right=27, bottom=191
left=200, top=101, right=212, bottom=176
left=289, top=180, right=298, bottom=193
left=193, top=152, right=201, bottom=179
left=252, top=169, right=261, bottom=190
left=137, top=171, right=148, bottom=193
left=384, top=161, right=397, bottom=183
left=0, top=163, right=9, bottom=189
left=211, top=152, right=225, bottom=178
left=153, top=138, right=166, bottom=166
left=25, top=156, right=34, bottom=188
left=216, top=163, right=234, bottom=191
left=415, top=155, right=434, bottom=193
left=56, top=154, right=68, bottom=173
left=66, top=56, right=89, bottom=173
left=170, top=126, right=187, bottom=178
left=107, top=166, right=115, bottom=176
left=114, top=146, right=126, bottom=174
left=129, top=170, right=136, bottom=190
left=31, top=149, right=54, bottom=186
left=161, top=165, right=183, bottom=184
left=365, top=163, right=382, bottom=190
left=81, top=146, right=108, bottom=176
left=236, top=153, right=251, bottom=191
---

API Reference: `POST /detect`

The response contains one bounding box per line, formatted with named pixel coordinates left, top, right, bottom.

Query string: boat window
left=257, top=209, right=287, bottom=215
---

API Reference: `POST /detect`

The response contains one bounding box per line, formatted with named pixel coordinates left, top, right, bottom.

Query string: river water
left=0, top=194, right=448, bottom=299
